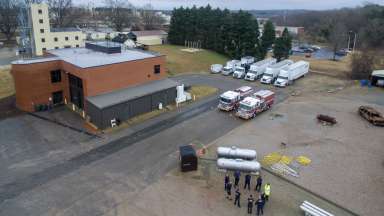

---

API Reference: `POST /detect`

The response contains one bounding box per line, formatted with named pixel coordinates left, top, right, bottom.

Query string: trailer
left=260, top=60, right=293, bottom=84
left=245, top=58, right=276, bottom=81
left=222, top=60, right=240, bottom=76
left=217, top=90, right=242, bottom=111
left=241, top=56, right=255, bottom=68
left=235, top=90, right=275, bottom=119
left=274, top=61, right=309, bottom=87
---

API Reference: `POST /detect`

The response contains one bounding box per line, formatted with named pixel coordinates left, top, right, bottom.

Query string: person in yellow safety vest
left=264, top=183, right=271, bottom=202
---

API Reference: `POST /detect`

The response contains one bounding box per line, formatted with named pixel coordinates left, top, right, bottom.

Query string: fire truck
left=217, top=90, right=242, bottom=111
left=235, top=90, right=275, bottom=119
left=234, top=86, right=253, bottom=98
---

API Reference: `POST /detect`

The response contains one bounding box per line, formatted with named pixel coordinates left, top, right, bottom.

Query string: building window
left=54, top=37, right=58, bottom=42
left=65, top=36, right=69, bottom=41
left=154, top=65, right=161, bottom=74
left=64, top=45, right=71, bottom=48
left=42, top=48, right=46, bottom=52
left=50, top=70, right=61, bottom=83
left=52, top=91, right=63, bottom=105
left=41, top=38, right=45, bottom=43
left=75, top=36, right=79, bottom=40
left=39, top=19, right=43, bottom=24
left=55, top=47, right=59, bottom=49
left=38, top=9, right=42, bottom=14
left=40, top=29, right=44, bottom=33
left=76, top=45, right=79, bottom=48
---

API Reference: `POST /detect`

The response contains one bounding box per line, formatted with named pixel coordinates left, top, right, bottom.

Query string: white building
left=30, top=3, right=86, bottom=56
left=132, top=30, right=168, bottom=46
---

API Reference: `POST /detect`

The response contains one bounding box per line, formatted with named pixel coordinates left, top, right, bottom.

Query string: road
left=0, top=74, right=290, bottom=215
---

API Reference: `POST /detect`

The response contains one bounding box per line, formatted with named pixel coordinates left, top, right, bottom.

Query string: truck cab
left=222, top=60, right=240, bottom=76
left=260, top=71, right=274, bottom=84
left=233, top=66, right=247, bottom=79
left=244, top=64, right=261, bottom=81
left=222, top=66, right=234, bottom=75
left=217, top=91, right=241, bottom=111
left=274, top=70, right=290, bottom=87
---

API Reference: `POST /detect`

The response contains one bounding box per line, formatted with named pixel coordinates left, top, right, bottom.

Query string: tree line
left=168, top=5, right=292, bottom=61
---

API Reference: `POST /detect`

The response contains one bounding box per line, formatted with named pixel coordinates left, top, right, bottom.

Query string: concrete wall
left=11, top=55, right=166, bottom=112
left=30, top=4, right=86, bottom=56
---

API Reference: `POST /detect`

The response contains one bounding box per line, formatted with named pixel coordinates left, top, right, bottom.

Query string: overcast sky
left=81, top=0, right=384, bottom=10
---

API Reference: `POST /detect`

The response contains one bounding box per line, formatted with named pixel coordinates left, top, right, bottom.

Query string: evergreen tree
left=260, top=21, right=276, bottom=58
left=273, top=38, right=286, bottom=61
left=281, top=28, right=292, bottom=59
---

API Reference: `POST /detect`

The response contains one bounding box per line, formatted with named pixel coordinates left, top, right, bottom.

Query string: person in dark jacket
left=255, top=175, right=263, bottom=192
left=247, top=195, right=254, bottom=214
left=244, top=173, right=251, bottom=190
left=234, top=170, right=241, bottom=187
left=224, top=173, right=229, bottom=191
left=256, top=195, right=265, bottom=215
left=234, top=188, right=241, bottom=207
left=226, top=181, right=232, bottom=200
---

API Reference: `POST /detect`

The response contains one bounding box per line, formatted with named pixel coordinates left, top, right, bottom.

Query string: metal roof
left=372, top=70, right=384, bottom=78
left=87, top=79, right=178, bottom=109
left=11, top=57, right=60, bottom=64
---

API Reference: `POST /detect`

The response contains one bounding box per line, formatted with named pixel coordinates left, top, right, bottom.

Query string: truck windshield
left=220, top=97, right=232, bottom=104
left=223, top=68, right=231, bottom=72
left=239, top=103, right=252, bottom=111
left=277, top=76, right=288, bottom=80
left=263, top=73, right=272, bottom=77
left=236, top=68, right=245, bottom=72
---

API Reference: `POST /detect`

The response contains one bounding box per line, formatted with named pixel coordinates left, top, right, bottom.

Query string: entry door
left=52, top=91, right=63, bottom=105
left=68, top=74, right=84, bottom=109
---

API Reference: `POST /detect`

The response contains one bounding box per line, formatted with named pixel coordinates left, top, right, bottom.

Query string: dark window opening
left=50, top=70, right=61, bottom=83
left=75, top=36, right=79, bottom=40
left=41, top=38, right=45, bottom=42
left=55, top=47, right=59, bottom=49
left=38, top=9, right=42, bottom=14
left=154, top=65, right=160, bottom=74
left=64, top=45, right=71, bottom=48
left=65, top=36, right=69, bottom=41
left=42, top=48, right=46, bottom=52
left=68, top=74, right=84, bottom=109
left=76, top=45, right=79, bottom=48
left=54, top=37, right=58, bottom=42
left=39, top=19, right=43, bottom=24
left=40, top=29, right=44, bottom=33
left=52, top=91, right=63, bottom=105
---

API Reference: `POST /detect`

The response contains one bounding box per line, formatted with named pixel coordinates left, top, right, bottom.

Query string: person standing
left=234, top=188, right=241, bottom=208
left=224, top=174, right=229, bottom=191
left=247, top=195, right=254, bottom=214
left=226, top=181, right=232, bottom=200
left=256, top=195, right=265, bottom=215
left=234, top=170, right=241, bottom=187
left=255, top=175, right=263, bottom=192
left=244, top=173, right=251, bottom=190
left=264, top=183, right=271, bottom=202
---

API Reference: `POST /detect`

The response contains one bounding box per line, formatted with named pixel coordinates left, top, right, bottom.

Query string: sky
left=81, top=0, right=384, bottom=10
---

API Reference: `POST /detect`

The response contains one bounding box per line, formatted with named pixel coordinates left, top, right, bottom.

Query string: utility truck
left=217, top=91, right=242, bottom=111
left=222, top=60, right=240, bottom=76
left=235, top=90, right=275, bottom=119
left=274, top=61, right=309, bottom=87
left=260, top=60, right=293, bottom=84
left=245, top=58, right=277, bottom=81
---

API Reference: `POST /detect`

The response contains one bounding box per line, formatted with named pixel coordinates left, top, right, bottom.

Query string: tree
left=281, top=28, right=292, bottom=58
left=260, top=20, right=275, bottom=58
left=273, top=28, right=292, bottom=61
left=328, top=21, right=347, bottom=60
left=104, top=0, right=136, bottom=32
left=46, top=0, right=73, bottom=27
left=350, top=51, right=374, bottom=80
left=140, top=4, right=165, bottom=30
left=0, top=0, right=19, bottom=41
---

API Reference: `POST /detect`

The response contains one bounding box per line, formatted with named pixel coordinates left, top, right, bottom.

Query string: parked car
left=358, top=106, right=384, bottom=126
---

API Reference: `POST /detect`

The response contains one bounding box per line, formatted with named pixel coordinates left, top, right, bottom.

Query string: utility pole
left=352, top=32, right=357, bottom=53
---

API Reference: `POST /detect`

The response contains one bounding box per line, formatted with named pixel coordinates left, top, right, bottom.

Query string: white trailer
left=245, top=58, right=276, bottom=81
left=222, top=60, right=240, bottom=76
left=241, top=56, right=255, bottom=67
left=260, top=60, right=293, bottom=84
left=274, top=61, right=309, bottom=87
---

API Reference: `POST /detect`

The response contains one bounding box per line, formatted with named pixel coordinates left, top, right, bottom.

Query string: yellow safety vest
left=264, top=185, right=271, bottom=195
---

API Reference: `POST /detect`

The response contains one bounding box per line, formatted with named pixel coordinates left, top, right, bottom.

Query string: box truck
left=260, top=60, right=293, bottom=84
left=274, top=61, right=309, bottom=87
left=235, top=90, right=275, bottom=119
left=245, top=58, right=277, bottom=81
left=222, top=60, right=241, bottom=76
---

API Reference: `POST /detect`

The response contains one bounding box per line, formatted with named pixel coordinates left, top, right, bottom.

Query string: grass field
left=0, top=66, right=14, bottom=99
left=149, top=45, right=229, bottom=75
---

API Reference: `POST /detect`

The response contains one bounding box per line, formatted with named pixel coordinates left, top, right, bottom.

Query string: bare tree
left=350, top=51, right=374, bottom=80
left=328, top=20, right=347, bottom=60
left=0, top=0, right=19, bottom=41
left=140, top=4, right=165, bottom=30
left=104, top=0, right=137, bottom=32
left=46, top=0, right=72, bottom=27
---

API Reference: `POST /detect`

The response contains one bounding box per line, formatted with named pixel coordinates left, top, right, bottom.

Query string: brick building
left=12, top=42, right=177, bottom=129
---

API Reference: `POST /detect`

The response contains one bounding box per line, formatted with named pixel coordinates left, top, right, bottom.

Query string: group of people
left=224, top=171, right=271, bottom=215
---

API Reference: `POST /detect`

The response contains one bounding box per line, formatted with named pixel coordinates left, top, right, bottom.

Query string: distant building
left=132, top=30, right=168, bottom=46
left=30, top=3, right=86, bottom=56
left=275, top=26, right=305, bottom=37
left=155, top=11, right=171, bottom=26
left=12, top=42, right=177, bottom=129
left=83, top=28, right=120, bottom=41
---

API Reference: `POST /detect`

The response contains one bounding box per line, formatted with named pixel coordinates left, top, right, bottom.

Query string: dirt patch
left=0, top=95, right=22, bottom=119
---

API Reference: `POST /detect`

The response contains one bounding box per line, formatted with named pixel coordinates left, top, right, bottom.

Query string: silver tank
left=217, top=158, right=261, bottom=172
left=217, top=146, right=257, bottom=160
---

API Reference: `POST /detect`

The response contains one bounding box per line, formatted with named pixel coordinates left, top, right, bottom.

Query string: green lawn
left=149, top=45, right=229, bottom=76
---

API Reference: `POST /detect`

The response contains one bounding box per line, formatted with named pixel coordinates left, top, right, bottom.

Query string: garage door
left=130, top=96, right=151, bottom=117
